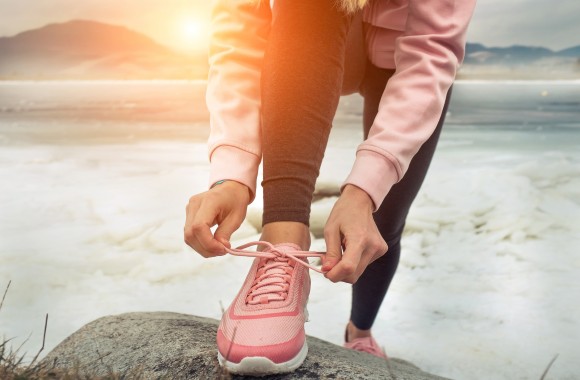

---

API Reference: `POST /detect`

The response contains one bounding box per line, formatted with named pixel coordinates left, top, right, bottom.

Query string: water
left=443, top=81, right=580, bottom=155
left=1, top=79, right=579, bottom=142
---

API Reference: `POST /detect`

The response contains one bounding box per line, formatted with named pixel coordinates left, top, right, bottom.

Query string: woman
left=184, top=0, right=476, bottom=375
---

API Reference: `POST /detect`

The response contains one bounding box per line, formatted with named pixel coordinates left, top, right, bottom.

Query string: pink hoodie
left=206, top=0, right=477, bottom=210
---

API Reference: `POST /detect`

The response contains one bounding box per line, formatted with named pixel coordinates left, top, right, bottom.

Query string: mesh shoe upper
left=217, top=242, right=322, bottom=364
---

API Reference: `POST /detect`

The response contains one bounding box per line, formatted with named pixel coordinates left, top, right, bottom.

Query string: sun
left=179, top=19, right=210, bottom=51
left=183, top=20, right=203, bottom=39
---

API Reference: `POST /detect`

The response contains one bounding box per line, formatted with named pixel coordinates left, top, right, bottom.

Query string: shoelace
left=225, top=241, right=325, bottom=305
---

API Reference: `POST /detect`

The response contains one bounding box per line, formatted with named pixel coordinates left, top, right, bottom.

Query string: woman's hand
left=184, top=180, right=251, bottom=257
left=322, top=184, right=388, bottom=283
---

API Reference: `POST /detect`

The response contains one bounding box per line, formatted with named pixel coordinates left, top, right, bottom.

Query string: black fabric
left=259, top=0, right=453, bottom=331
left=350, top=59, right=453, bottom=330
left=260, top=0, right=353, bottom=226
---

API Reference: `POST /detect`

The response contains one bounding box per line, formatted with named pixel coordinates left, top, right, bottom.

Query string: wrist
left=342, top=184, right=375, bottom=211
left=211, top=179, right=251, bottom=204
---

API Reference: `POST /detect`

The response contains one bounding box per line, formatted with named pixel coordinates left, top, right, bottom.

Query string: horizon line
left=1, top=19, right=578, bottom=52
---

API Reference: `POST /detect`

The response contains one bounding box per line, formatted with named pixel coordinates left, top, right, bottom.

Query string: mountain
left=464, top=43, right=576, bottom=64
left=0, top=20, right=578, bottom=80
left=558, top=46, right=580, bottom=57
left=465, top=43, right=553, bottom=64
left=0, top=20, right=208, bottom=80
left=460, top=42, right=580, bottom=79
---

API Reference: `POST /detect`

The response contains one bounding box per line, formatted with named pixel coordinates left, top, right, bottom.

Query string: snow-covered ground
left=0, top=81, right=579, bottom=379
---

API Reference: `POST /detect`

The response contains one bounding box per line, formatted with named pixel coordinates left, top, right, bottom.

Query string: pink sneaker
left=344, top=336, right=388, bottom=359
left=217, top=241, right=324, bottom=375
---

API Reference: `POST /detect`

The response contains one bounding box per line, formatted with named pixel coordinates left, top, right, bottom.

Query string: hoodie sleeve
left=205, top=0, right=271, bottom=202
left=342, top=0, right=477, bottom=211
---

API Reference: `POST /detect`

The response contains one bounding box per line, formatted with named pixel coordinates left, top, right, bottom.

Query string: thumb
left=322, top=225, right=342, bottom=273
left=214, top=213, right=243, bottom=249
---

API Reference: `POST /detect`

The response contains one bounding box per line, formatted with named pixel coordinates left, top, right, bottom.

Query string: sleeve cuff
left=341, top=150, right=400, bottom=212
left=209, top=145, right=260, bottom=203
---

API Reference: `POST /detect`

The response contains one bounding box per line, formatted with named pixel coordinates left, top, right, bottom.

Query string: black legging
left=260, top=0, right=451, bottom=330
left=351, top=61, right=451, bottom=330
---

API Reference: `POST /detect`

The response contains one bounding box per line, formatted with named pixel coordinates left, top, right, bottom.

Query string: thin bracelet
left=210, top=179, right=228, bottom=189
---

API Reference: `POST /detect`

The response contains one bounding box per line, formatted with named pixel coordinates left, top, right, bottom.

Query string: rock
left=42, top=312, right=449, bottom=380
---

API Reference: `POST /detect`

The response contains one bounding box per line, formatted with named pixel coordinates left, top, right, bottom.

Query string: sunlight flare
left=179, top=18, right=210, bottom=51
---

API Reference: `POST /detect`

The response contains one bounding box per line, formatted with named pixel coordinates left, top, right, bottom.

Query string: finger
left=184, top=234, right=212, bottom=258
left=345, top=237, right=388, bottom=282
left=369, top=240, right=388, bottom=265
left=184, top=198, right=201, bottom=246
left=325, top=238, right=364, bottom=283
left=322, top=225, right=342, bottom=272
left=214, top=212, right=244, bottom=248
left=189, top=206, right=225, bottom=256
left=192, top=221, right=225, bottom=256
left=185, top=222, right=223, bottom=257
left=184, top=203, right=200, bottom=249
left=184, top=200, right=196, bottom=232
left=345, top=246, right=376, bottom=284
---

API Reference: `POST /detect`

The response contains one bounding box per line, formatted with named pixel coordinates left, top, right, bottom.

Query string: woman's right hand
left=184, top=180, right=251, bottom=257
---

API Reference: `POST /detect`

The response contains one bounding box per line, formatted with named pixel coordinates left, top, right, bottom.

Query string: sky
left=0, top=0, right=578, bottom=52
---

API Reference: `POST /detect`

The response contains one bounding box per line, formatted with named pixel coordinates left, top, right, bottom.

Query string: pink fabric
left=344, top=336, right=388, bottom=359
left=206, top=0, right=477, bottom=209
left=217, top=329, right=306, bottom=364
left=208, top=145, right=260, bottom=203
left=217, top=243, right=312, bottom=362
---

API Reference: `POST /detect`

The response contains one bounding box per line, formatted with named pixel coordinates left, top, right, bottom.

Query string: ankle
left=260, top=221, right=311, bottom=250
left=346, top=321, right=372, bottom=342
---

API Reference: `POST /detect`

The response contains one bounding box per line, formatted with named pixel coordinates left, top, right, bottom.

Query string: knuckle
left=183, top=229, right=194, bottom=243
left=341, top=262, right=356, bottom=275
left=191, top=223, right=204, bottom=232
left=188, top=195, right=200, bottom=205
left=327, top=275, right=340, bottom=283
left=370, top=240, right=383, bottom=252
left=380, top=241, right=388, bottom=253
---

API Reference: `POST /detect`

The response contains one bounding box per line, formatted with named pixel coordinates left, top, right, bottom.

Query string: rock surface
left=42, top=312, right=449, bottom=379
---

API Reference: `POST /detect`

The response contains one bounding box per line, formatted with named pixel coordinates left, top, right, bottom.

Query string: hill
left=0, top=20, right=578, bottom=80
left=460, top=42, right=580, bottom=79
left=0, top=20, right=207, bottom=80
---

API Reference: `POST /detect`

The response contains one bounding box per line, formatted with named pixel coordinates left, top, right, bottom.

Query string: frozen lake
left=0, top=80, right=579, bottom=379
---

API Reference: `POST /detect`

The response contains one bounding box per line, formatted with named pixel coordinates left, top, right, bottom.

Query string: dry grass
left=0, top=326, right=152, bottom=380
left=0, top=280, right=232, bottom=379
left=0, top=280, right=145, bottom=380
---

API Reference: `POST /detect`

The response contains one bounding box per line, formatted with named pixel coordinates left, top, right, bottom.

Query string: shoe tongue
left=272, top=243, right=302, bottom=251
left=261, top=244, right=295, bottom=278
left=248, top=243, right=302, bottom=305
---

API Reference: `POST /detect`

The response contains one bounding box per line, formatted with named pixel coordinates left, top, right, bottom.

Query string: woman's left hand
left=322, top=184, right=388, bottom=283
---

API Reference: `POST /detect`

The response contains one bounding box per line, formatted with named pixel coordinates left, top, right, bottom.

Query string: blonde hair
left=252, top=0, right=369, bottom=14
left=338, top=0, right=369, bottom=13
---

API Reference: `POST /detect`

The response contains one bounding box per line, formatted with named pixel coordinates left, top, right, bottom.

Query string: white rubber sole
left=217, top=342, right=308, bottom=376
